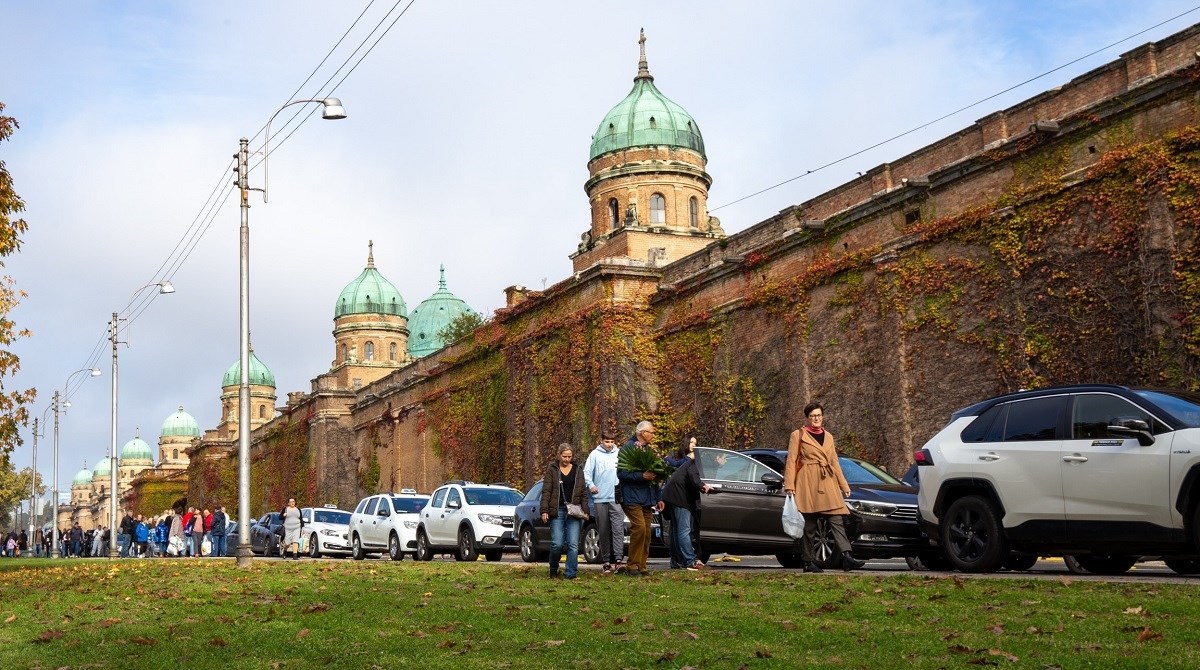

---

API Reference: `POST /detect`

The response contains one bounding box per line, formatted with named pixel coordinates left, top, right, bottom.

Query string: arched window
left=649, top=116, right=657, bottom=129
left=650, top=193, right=666, bottom=224
left=172, top=449, right=178, bottom=460
left=689, top=197, right=699, bottom=227
left=341, top=344, right=349, bottom=362
left=258, top=404, right=266, bottom=419
left=365, top=341, right=375, bottom=361
left=608, top=199, right=619, bottom=228
left=389, top=342, right=398, bottom=361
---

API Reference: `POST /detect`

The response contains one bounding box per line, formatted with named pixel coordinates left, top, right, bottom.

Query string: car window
left=1135, top=390, right=1200, bottom=429
left=430, top=488, right=448, bottom=509
left=463, top=488, right=523, bottom=506
left=258, top=514, right=271, bottom=525
left=301, top=510, right=311, bottom=524
left=364, top=497, right=379, bottom=515
left=354, top=499, right=367, bottom=514
left=839, top=457, right=900, bottom=485
left=961, top=404, right=1004, bottom=442
left=314, top=511, right=350, bottom=524
left=1072, top=394, right=1166, bottom=438
left=389, top=497, right=428, bottom=513
left=999, top=396, right=1066, bottom=441
left=696, top=449, right=769, bottom=483
left=522, top=481, right=543, bottom=502
left=447, top=488, right=462, bottom=508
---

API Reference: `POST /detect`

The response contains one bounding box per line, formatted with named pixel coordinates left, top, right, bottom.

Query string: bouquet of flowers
left=617, top=446, right=675, bottom=482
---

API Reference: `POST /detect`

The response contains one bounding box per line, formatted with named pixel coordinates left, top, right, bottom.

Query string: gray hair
left=635, top=420, right=654, bottom=434
left=558, top=443, right=574, bottom=456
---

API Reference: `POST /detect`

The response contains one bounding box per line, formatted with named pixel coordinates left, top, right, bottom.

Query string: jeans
left=670, top=506, right=698, bottom=567
left=211, top=534, right=227, bottom=558
left=592, top=501, right=624, bottom=564
left=70, top=540, right=81, bottom=557
left=622, top=504, right=655, bottom=573
left=184, top=534, right=194, bottom=557
left=118, top=533, right=130, bottom=558
left=33, top=543, right=42, bottom=558
left=549, top=507, right=582, bottom=578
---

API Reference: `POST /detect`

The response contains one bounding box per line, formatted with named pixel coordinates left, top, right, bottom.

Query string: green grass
left=0, top=558, right=1197, bottom=669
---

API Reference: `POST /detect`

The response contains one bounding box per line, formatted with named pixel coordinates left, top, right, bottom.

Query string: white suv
left=415, top=481, right=523, bottom=562
left=916, top=385, right=1200, bottom=574
left=347, top=490, right=431, bottom=561
left=300, top=505, right=353, bottom=558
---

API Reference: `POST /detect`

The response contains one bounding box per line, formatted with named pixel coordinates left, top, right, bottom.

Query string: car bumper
left=479, top=529, right=517, bottom=550
left=847, top=514, right=934, bottom=558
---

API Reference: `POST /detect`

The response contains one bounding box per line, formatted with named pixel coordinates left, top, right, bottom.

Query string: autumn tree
left=437, top=311, right=485, bottom=345
left=0, top=103, right=36, bottom=461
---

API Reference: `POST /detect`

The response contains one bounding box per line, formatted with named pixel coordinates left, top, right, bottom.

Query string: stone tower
left=219, top=350, right=278, bottom=436
left=159, top=406, right=200, bottom=469
left=331, top=241, right=410, bottom=388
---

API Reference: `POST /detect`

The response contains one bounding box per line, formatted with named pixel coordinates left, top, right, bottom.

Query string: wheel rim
left=946, top=506, right=988, bottom=562
left=459, top=529, right=471, bottom=558
left=582, top=526, right=599, bottom=563
left=353, top=536, right=361, bottom=558
left=390, top=535, right=399, bottom=559
left=811, top=518, right=836, bottom=564
left=416, top=533, right=426, bottom=558
left=310, top=535, right=318, bottom=558
left=520, top=528, right=534, bottom=561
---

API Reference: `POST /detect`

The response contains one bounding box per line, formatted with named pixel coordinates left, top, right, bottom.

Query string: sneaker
left=687, top=561, right=706, bottom=571
left=613, top=561, right=625, bottom=572
left=602, top=563, right=613, bottom=574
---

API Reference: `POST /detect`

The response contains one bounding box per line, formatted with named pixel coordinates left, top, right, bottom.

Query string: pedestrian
left=664, top=436, right=697, bottom=469
left=540, top=443, right=588, bottom=579
left=118, top=512, right=135, bottom=558
left=660, top=444, right=713, bottom=570
left=155, top=514, right=170, bottom=556
left=69, top=523, right=83, bottom=558
left=583, top=428, right=625, bottom=574
left=280, top=498, right=304, bottom=559
left=190, top=508, right=204, bottom=557
left=210, top=505, right=228, bottom=558
left=202, top=508, right=213, bottom=555
left=783, top=401, right=865, bottom=573
left=168, top=509, right=185, bottom=557
left=33, top=528, right=43, bottom=558
left=616, top=420, right=664, bottom=576
left=133, top=515, right=149, bottom=557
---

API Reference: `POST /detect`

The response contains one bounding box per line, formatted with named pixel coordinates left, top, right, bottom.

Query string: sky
left=4, top=0, right=1198, bottom=502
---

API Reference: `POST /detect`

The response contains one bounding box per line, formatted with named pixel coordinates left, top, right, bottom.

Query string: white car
left=348, top=490, right=431, bottom=561
left=415, top=481, right=523, bottom=562
left=300, top=505, right=353, bottom=558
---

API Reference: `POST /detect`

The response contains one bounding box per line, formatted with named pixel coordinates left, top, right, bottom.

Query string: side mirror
left=1107, top=421, right=1155, bottom=446
left=377, top=508, right=390, bottom=518
left=448, top=499, right=461, bottom=510
left=761, top=472, right=784, bottom=489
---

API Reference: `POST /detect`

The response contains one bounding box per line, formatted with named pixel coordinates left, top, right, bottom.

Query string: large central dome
left=335, top=243, right=407, bottom=319
left=589, top=31, right=705, bottom=161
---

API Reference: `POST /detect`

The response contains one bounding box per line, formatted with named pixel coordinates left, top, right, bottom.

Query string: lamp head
left=63, top=401, right=72, bottom=409
left=157, top=281, right=175, bottom=295
left=320, top=98, right=347, bottom=120
left=88, top=368, right=101, bottom=377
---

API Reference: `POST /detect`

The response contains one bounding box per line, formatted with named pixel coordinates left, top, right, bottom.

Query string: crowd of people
left=2, top=504, right=232, bottom=559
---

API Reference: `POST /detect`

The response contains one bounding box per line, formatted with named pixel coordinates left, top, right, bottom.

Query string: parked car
left=916, top=384, right=1200, bottom=574
left=248, top=512, right=284, bottom=556
left=415, top=482, right=523, bottom=562
left=715, top=448, right=940, bottom=568
left=512, top=480, right=665, bottom=564
left=300, top=505, right=353, bottom=558
left=347, top=491, right=430, bottom=561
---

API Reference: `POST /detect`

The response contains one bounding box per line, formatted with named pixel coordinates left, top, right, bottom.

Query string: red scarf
left=803, top=425, right=824, bottom=436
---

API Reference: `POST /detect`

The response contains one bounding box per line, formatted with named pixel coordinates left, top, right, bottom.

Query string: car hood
left=847, top=483, right=918, bottom=504
left=466, top=505, right=516, bottom=516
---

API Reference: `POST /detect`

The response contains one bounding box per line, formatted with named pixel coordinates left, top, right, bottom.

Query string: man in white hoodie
left=584, top=429, right=625, bottom=574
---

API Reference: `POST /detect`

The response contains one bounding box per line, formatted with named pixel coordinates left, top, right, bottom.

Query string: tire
left=308, top=534, right=321, bottom=559
left=1002, top=553, right=1038, bottom=572
left=351, top=534, right=366, bottom=561
left=484, top=550, right=502, bottom=562
left=388, top=533, right=404, bottom=561
left=940, top=495, right=1006, bottom=573
left=582, top=522, right=601, bottom=564
left=458, top=526, right=479, bottom=562
left=1164, top=558, right=1200, bottom=575
left=811, top=516, right=841, bottom=569
left=519, top=526, right=541, bottom=563
left=1068, top=554, right=1137, bottom=575
left=415, top=530, right=434, bottom=561
left=904, top=556, right=923, bottom=571
left=775, top=552, right=805, bottom=568
left=917, top=552, right=953, bottom=571
left=1063, top=554, right=1088, bottom=574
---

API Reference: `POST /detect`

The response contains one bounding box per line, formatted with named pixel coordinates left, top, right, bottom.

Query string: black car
left=248, top=512, right=285, bottom=556
left=693, top=447, right=942, bottom=569
left=513, top=480, right=664, bottom=564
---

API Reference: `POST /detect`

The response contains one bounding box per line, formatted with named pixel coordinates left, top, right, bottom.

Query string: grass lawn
left=0, top=558, right=1197, bottom=669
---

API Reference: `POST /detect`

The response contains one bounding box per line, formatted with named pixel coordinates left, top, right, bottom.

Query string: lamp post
left=235, top=97, right=345, bottom=569
left=108, top=282, right=175, bottom=558
left=29, top=417, right=40, bottom=542
left=50, top=367, right=101, bottom=558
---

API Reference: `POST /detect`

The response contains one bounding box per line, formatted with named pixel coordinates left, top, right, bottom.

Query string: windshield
left=463, top=488, right=522, bottom=506
left=839, top=457, right=900, bottom=485
left=1136, top=390, right=1200, bottom=428
left=390, top=497, right=429, bottom=514
left=314, top=511, right=350, bottom=525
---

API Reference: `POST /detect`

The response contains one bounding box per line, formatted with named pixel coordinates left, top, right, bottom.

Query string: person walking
left=583, top=428, right=624, bottom=574
left=280, top=498, right=304, bottom=559
left=617, top=420, right=664, bottom=576
left=168, top=509, right=185, bottom=557
left=540, top=444, right=588, bottom=579
left=190, top=508, right=204, bottom=557
left=133, top=515, right=149, bottom=558
left=210, top=505, right=228, bottom=558
left=660, top=446, right=712, bottom=570
left=118, top=512, right=135, bottom=558
left=783, top=401, right=865, bottom=573
left=69, top=523, right=83, bottom=558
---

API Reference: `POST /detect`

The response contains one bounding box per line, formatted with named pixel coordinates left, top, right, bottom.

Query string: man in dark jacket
left=660, top=455, right=712, bottom=570
left=119, top=513, right=135, bottom=558
left=210, top=505, right=228, bottom=558
left=616, top=420, right=664, bottom=576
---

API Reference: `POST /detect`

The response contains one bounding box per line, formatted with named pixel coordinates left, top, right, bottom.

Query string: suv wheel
left=1164, top=558, right=1200, bottom=575
left=519, top=526, right=540, bottom=563
left=1067, top=554, right=1137, bottom=575
left=775, top=552, right=805, bottom=569
left=308, top=533, right=321, bottom=559
left=458, top=526, right=479, bottom=562
left=351, top=534, right=365, bottom=561
left=582, top=522, right=601, bottom=564
left=941, top=495, right=1006, bottom=573
left=388, top=532, right=404, bottom=561
left=1002, top=552, right=1038, bottom=572
left=415, top=530, right=434, bottom=561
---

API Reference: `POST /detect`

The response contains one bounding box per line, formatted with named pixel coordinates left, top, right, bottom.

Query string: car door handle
left=1062, top=454, right=1088, bottom=463
left=978, top=453, right=1000, bottom=461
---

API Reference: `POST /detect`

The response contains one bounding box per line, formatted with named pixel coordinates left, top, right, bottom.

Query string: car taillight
left=913, top=448, right=934, bottom=466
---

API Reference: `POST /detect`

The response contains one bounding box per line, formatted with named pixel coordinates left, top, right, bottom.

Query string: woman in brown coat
left=783, top=401, right=866, bottom=573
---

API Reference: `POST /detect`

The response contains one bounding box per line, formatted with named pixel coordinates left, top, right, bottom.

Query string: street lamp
left=108, top=281, right=174, bottom=558
left=235, top=97, right=345, bottom=568
left=49, top=367, right=101, bottom=558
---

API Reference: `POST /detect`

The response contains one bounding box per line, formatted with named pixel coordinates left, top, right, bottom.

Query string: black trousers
left=799, top=513, right=852, bottom=562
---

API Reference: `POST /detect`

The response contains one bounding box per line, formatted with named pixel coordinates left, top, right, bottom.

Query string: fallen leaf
left=987, top=648, right=1019, bottom=662
left=681, top=631, right=699, bottom=640
left=3, top=615, right=15, bottom=624
left=410, top=630, right=427, bottom=638
left=642, top=623, right=656, bottom=631
left=1059, top=576, right=1073, bottom=586
left=545, top=640, right=565, bottom=647
left=1123, top=606, right=1144, bottom=615
left=131, top=636, right=157, bottom=646
left=1136, top=627, right=1163, bottom=642
left=655, top=650, right=679, bottom=662
left=755, top=649, right=772, bottom=658
left=988, top=625, right=1004, bottom=635
left=590, top=620, right=605, bottom=629
left=613, top=615, right=630, bottom=625
left=1025, top=627, right=1041, bottom=634
left=33, top=630, right=64, bottom=644
left=436, top=640, right=456, bottom=649
left=948, top=644, right=973, bottom=654
left=303, top=602, right=331, bottom=613
left=97, top=618, right=121, bottom=628
left=210, top=637, right=227, bottom=647
left=966, top=659, right=998, bottom=666
left=297, top=629, right=310, bottom=639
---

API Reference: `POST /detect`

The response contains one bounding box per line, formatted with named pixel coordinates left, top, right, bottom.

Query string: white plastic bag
left=782, top=494, right=806, bottom=539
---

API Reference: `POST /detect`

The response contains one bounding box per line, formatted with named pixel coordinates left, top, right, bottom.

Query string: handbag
left=562, top=482, right=587, bottom=519
left=782, top=493, right=806, bottom=539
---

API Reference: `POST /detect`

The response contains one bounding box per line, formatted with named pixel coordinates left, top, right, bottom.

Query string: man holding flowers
left=617, top=420, right=668, bottom=576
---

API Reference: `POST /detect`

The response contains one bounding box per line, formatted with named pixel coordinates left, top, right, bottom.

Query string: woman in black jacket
left=539, top=443, right=588, bottom=579
left=660, top=452, right=712, bottom=570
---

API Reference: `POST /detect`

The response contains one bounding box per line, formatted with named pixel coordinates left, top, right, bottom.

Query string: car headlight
left=846, top=499, right=897, bottom=517
left=403, top=520, right=418, bottom=530
left=319, top=528, right=340, bottom=536
left=477, top=513, right=507, bottom=525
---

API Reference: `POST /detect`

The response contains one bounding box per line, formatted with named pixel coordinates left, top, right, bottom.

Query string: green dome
left=72, top=466, right=92, bottom=487
left=589, top=34, right=704, bottom=161
left=222, top=350, right=276, bottom=388
left=92, top=457, right=112, bottom=479
left=335, top=245, right=407, bottom=319
left=407, top=266, right=477, bottom=359
left=121, top=432, right=153, bottom=462
left=161, top=406, right=200, bottom=438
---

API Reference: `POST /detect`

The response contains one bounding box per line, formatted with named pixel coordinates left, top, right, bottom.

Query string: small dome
left=121, top=431, right=154, bottom=462
left=589, top=32, right=704, bottom=161
left=161, top=406, right=200, bottom=438
left=407, top=266, right=477, bottom=359
left=92, top=457, right=112, bottom=479
left=72, top=467, right=92, bottom=487
left=335, top=243, right=407, bottom=319
left=222, top=350, right=276, bottom=388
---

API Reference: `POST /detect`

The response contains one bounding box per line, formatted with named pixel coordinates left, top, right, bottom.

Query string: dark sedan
left=513, top=480, right=664, bottom=564
left=734, top=449, right=940, bottom=569
left=248, top=512, right=285, bottom=556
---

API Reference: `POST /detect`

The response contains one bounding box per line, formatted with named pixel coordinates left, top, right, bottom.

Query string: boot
left=841, top=552, right=865, bottom=571
left=803, top=562, right=823, bottom=573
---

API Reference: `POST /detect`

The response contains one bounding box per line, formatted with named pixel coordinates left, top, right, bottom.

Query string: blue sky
left=4, top=0, right=1197, bottom=501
